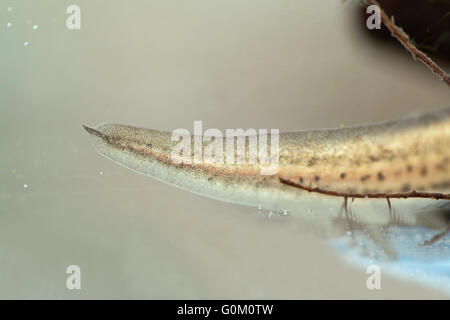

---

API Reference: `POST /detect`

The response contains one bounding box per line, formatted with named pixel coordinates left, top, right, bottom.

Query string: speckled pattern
left=84, top=107, right=450, bottom=201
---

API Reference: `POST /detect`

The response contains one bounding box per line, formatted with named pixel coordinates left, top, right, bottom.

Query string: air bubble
left=24, top=184, right=28, bottom=189
left=7, top=7, right=12, bottom=12
left=256, top=205, right=263, bottom=215
left=33, top=25, right=38, bottom=30
left=6, top=22, right=12, bottom=28
left=24, top=41, right=29, bottom=46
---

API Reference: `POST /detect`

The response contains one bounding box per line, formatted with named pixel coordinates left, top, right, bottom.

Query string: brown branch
left=363, top=0, right=450, bottom=87
left=279, top=178, right=450, bottom=200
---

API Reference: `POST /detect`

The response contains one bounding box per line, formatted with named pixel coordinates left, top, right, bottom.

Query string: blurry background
left=0, top=0, right=449, bottom=299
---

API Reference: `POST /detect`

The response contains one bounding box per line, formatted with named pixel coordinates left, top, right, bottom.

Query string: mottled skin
left=83, top=107, right=450, bottom=234
left=279, top=107, right=450, bottom=197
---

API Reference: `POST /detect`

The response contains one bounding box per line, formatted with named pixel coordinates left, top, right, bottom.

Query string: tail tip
left=82, top=124, right=103, bottom=138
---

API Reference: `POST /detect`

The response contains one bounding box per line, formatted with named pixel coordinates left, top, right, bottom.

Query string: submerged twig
left=363, top=0, right=450, bottom=87
left=279, top=178, right=450, bottom=200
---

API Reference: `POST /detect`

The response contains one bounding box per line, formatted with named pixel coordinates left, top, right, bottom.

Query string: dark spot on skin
left=436, top=164, right=445, bottom=171
left=307, top=157, right=317, bottom=167
left=385, top=152, right=396, bottom=161
left=360, top=174, right=370, bottom=182
left=406, top=165, right=413, bottom=173
left=299, top=177, right=304, bottom=184
left=377, top=172, right=385, bottom=181
left=314, top=176, right=320, bottom=182
left=401, top=183, right=411, bottom=192
left=369, top=156, right=379, bottom=162
left=340, top=172, right=346, bottom=179
left=430, top=181, right=450, bottom=190
left=421, top=166, right=428, bottom=176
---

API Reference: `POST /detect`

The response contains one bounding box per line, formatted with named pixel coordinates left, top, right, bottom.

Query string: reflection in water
left=332, top=203, right=450, bottom=293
